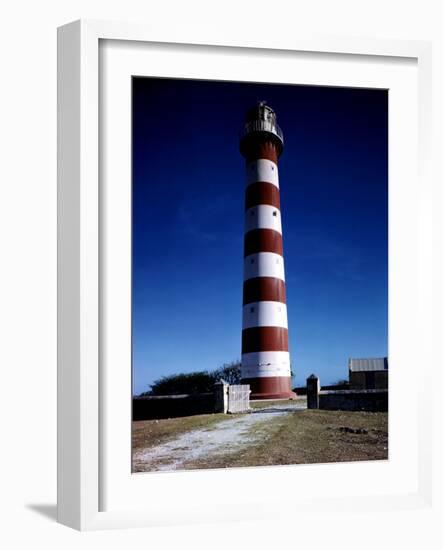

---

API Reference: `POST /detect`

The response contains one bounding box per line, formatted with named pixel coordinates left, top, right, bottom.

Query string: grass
left=132, top=399, right=300, bottom=450
left=206, top=410, right=388, bottom=468
left=132, top=412, right=226, bottom=451
left=187, top=409, right=388, bottom=470
left=132, top=405, right=388, bottom=471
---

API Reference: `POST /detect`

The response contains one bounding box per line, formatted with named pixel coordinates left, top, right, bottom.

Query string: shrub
left=143, top=360, right=242, bottom=396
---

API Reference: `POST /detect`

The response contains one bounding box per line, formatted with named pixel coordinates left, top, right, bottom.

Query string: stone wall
left=306, top=375, right=388, bottom=412
left=318, top=389, right=388, bottom=412
left=133, top=383, right=251, bottom=420
left=293, top=383, right=349, bottom=396
left=133, top=393, right=215, bottom=421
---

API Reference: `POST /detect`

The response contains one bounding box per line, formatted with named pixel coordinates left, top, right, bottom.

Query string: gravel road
left=133, top=401, right=306, bottom=472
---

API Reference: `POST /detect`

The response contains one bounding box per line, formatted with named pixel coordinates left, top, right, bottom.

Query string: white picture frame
left=57, top=19, right=433, bottom=531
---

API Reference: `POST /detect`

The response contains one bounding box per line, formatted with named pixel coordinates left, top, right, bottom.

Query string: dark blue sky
left=132, top=77, right=388, bottom=395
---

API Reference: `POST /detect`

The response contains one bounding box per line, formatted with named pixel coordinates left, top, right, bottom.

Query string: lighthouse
left=239, top=102, right=294, bottom=400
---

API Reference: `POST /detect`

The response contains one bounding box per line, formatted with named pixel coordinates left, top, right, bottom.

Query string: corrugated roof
left=349, top=357, right=388, bottom=372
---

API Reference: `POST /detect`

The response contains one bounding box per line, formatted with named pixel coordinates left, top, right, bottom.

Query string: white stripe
left=241, top=351, right=291, bottom=378
left=245, top=204, right=282, bottom=234
left=243, top=252, right=285, bottom=281
left=246, top=159, right=279, bottom=188
left=242, top=301, right=288, bottom=329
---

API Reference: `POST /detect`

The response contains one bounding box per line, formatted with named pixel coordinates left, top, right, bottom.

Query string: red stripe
left=244, top=140, right=280, bottom=163
left=243, top=277, right=286, bottom=305
left=245, top=181, right=281, bottom=210
left=244, top=229, right=283, bottom=257
left=241, top=376, right=294, bottom=399
left=242, top=327, right=289, bottom=353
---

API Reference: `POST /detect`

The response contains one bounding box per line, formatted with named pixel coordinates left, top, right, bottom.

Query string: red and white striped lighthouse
left=239, top=102, right=294, bottom=400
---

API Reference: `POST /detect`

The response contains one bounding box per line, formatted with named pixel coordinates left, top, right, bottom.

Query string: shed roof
left=349, top=357, right=388, bottom=372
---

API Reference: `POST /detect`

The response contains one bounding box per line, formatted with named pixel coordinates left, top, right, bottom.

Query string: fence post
left=213, top=380, right=229, bottom=413
left=307, top=374, right=320, bottom=409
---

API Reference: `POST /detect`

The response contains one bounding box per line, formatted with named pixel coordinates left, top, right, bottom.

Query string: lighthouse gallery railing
left=240, top=119, right=284, bottom=144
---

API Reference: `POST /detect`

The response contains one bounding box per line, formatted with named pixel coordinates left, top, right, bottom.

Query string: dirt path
left=133, top=402, right=306, bottom=472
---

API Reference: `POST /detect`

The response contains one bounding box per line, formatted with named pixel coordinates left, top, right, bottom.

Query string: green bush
left=141, top=360, right=242, bottom=396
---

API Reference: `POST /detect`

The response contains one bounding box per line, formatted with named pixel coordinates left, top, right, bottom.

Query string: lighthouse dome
left=245, top=101, right=277, bottom=125
left=240, top=101, right=284, bottom=157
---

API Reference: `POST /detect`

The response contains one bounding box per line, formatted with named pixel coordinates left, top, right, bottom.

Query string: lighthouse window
left=250, top=210, right=255, bottom=216
left=273, top=210, right=277, bottom=217
left=250, top=307, right=255, bottom=313
left=250, top=258, right=255, bottom=264
left=271, top=165, right=274, bottom=171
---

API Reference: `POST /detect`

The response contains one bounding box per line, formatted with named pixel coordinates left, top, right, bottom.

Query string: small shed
left=349, top=357, right=388, bottom=390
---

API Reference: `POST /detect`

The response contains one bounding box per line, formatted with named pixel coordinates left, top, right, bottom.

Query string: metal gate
left=227, top=384, right=250, bottom=413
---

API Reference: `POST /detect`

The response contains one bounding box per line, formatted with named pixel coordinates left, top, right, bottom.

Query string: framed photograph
left=57, top=20, right=433, bottom=530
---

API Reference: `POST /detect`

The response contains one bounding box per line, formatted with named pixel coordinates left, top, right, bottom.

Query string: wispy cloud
left=287, top=229, right=366, bottom=282
left=330, top=257, right=366, bottom=282
left=177, top=193, right=241, bottom=243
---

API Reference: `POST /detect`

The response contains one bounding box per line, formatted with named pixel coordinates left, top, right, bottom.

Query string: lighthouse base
left=241, top=376, right=296, bottom=400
